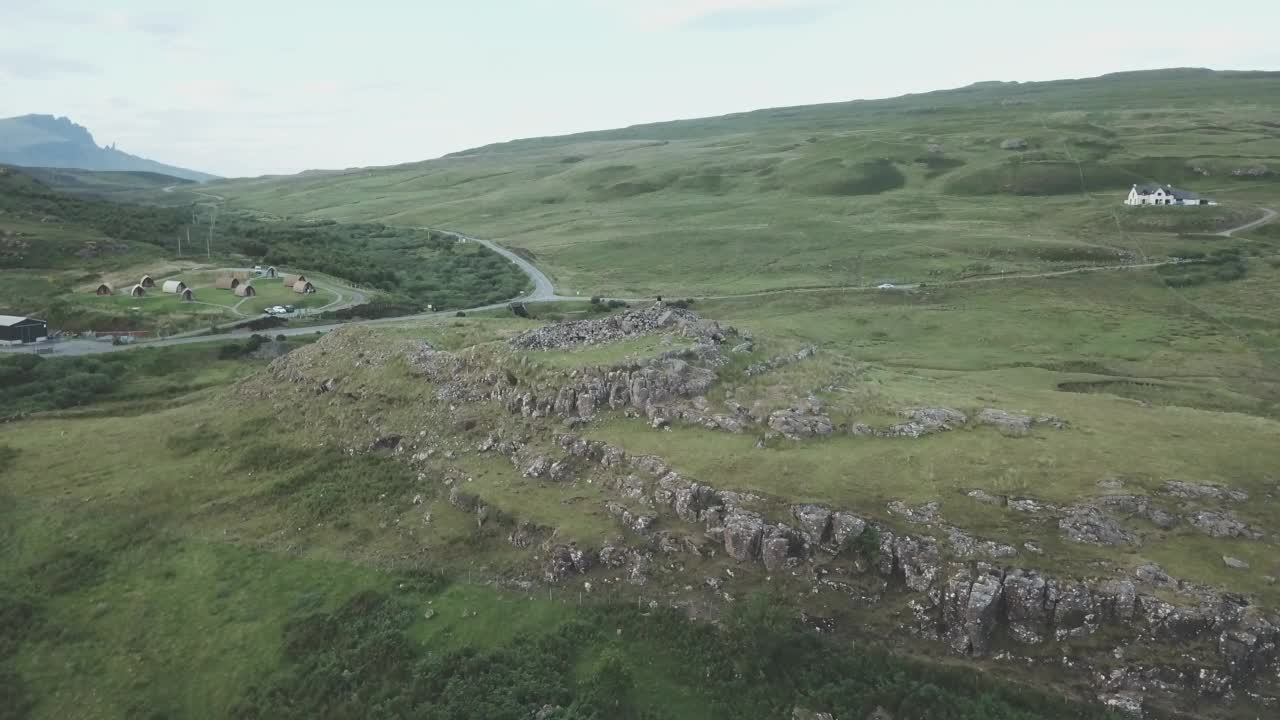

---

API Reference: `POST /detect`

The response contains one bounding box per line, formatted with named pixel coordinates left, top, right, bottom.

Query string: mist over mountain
left=0, top=114, right=216, bottom=182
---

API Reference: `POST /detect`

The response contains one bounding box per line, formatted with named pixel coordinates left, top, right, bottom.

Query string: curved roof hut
left=180, top=288, right=195, bottom=301
left=127, top=284, right=146, bottom=297
left=161, top=280, right=187, bottom=294
left=94, top=283, right=114, bottom=296
left=234, top=284, right=257, bottom=297
left=292, top=280, right=316, bottom=294
left=281, top=273, right=307, bottom=286
left=214, top=276, right=240, bottom=290
left=264, top=266, right=278, bottom=278
left=139, top=275, right=156, bottom=288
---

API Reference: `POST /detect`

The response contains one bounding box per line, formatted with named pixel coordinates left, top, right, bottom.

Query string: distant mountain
left=0, top=114, right=217, bottom=182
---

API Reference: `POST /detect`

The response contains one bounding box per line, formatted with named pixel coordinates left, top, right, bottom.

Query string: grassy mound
left=790, top=158, right=906, bottom=196
left=944, top=160, right=1141, bottom=196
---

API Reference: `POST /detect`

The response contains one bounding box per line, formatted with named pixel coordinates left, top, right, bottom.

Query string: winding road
left=13, top=208, right=1276, bottom=356
left=1217, top=207, right=1278, bottom=237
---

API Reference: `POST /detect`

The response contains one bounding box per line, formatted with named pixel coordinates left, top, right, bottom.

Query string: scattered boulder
left=1002, top=569, right=1050, bottom=642
left=1163, top=480, right=1247, bottom=503
left=943, top=567, right=1004, bottom=656
left=880, top=406, right=966, bottom=438
left=829, top=511, right=867, bottom=549
left=548, top=460, right=573, bottom=482
left=947, top=528, right=1017, bottom=559
left=1059, top=506, right=1140, bottom=546
left=1093, top=579, right=1137, bottom=623
left=1000, top=138, right=1028, bottom=150
left=791, top=709, right=834, bottom=720
left=768, top=409, right=834, bottom=440
left=1098, top=692, right=1144, bottom=718
left=974, top=408, right=1033, bottom=435
left=792, top=504, right=833, bottom=545
left=509, top=303, right=720, bottom=351
left=745, top=346, right=816, bottom=377
left=1188, top=510, right=1260, bottom=539
left=965, top=489, right=1006, bottom=506
left=887, top=500, right=940, bottom=525
left=723, top=511, right=766, bottom=562
left=761, top=536, right=793, bottom=571
left=523, top=456, right=551, bottom=478
left=892, top=535, right=942, bottom=592
left=1223, top=556, right=1250, bottom=570
left=1008, top=497, right=1056, bottom=514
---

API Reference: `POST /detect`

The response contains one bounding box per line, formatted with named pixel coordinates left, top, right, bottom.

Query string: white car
left=877, top=283, right=897, bottom=290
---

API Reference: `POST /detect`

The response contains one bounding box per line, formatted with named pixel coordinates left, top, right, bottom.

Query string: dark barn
left=0, top=315, right=48, bottom=344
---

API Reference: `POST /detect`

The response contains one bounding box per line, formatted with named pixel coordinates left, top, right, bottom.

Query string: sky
left=2, top=0, right=1277, bottom=178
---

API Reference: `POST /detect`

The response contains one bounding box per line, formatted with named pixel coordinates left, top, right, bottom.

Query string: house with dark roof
left=1125, top=183, right=1216, bottom=207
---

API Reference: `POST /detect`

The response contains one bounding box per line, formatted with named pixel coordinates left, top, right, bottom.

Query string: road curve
left=1217, top=207, right=1277, bottom=238
left=21, top=207, right=1278, bottom=357
left=449, top=233, right=563, bottom=302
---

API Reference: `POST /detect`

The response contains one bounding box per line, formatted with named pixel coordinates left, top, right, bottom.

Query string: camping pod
left=234, top=284, right=257, bottom=297
left=281, top=273, right=307, bottom=286
left=180, top=288, right=195, bottom=302
left=139, top=275, right=155, bottom=288
left=161, top=280, right=187, bottom=294
left=127, top=284, right=146, bottom=297
left=264, top=266, right=278, bottom=278
left=94, top=283, right=113, bottom=296
left=292, top=280, right=316, bottom=294
left=214, top=276, right=240, bottom=290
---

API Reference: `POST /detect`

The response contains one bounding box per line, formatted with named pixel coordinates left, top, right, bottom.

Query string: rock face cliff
left=251, top=307, right=1280, bottom=718
left=0, top=114, right=216, bottom=181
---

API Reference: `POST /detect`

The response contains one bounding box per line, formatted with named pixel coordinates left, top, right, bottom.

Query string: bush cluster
left=220, top=220, right=527, bottom=311
left=1158, top=247, right=1249, bottom=287
left=230, top=588, right=1114, bottom=720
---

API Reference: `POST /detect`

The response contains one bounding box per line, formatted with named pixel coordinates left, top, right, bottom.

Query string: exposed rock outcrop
left=1059, top=506, right=1141, bottom=546
left=510, top=304, right=726, bottom=350
left=768, top=408, right=834, bottom=440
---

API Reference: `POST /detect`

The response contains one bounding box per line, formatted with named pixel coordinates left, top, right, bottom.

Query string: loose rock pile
left=509, top=303, right=728, bottom=350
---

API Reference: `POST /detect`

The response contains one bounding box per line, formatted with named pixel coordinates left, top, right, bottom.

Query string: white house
left=1125, top=183, right=1216, bottom=207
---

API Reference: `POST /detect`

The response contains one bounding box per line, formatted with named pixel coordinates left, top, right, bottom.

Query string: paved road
left=14, top=207, right=1275, bottom=357
left=445, top=232, right=571, bottom=302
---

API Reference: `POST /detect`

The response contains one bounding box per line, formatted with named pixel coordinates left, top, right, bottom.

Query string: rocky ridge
left=254, top=311, right=1279, bottom=717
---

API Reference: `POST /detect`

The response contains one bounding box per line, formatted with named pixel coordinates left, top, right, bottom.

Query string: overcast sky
left=2, top=0, right=1277, bottom=178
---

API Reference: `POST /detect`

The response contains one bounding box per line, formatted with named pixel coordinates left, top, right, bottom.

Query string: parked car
left=877, top=283, right=897, bottom=290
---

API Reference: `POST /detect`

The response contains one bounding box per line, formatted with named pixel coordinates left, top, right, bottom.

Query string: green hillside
left=207, top=69, right=1280, bottom=297
left=16, top=166, right=196, bottom=202
left=5, top=69, right=1280, bottom=720
left=0, top=167, right=528, bottom=334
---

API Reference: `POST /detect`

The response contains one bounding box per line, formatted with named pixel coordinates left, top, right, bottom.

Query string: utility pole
left=206, top=204, right=217, bottom=259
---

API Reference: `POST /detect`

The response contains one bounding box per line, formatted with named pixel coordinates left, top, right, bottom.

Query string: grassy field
left=204, top=70, right=1280, bottom=299
left=5, top=69, right=1280, bottom=718
left=0, top=343, right=1117, bottom=720
left=0, top=165, right=530, bottom=335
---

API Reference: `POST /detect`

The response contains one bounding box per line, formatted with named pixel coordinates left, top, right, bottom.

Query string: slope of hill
left=15, top=166, right=196, bottom=202
left=0, top=166, right=529, bottom=335
left=208, top=68, right=1280, bottom=297
left=0, top=114, right=217, bottom=182
left=5, top=69, right=1280, bottom=720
